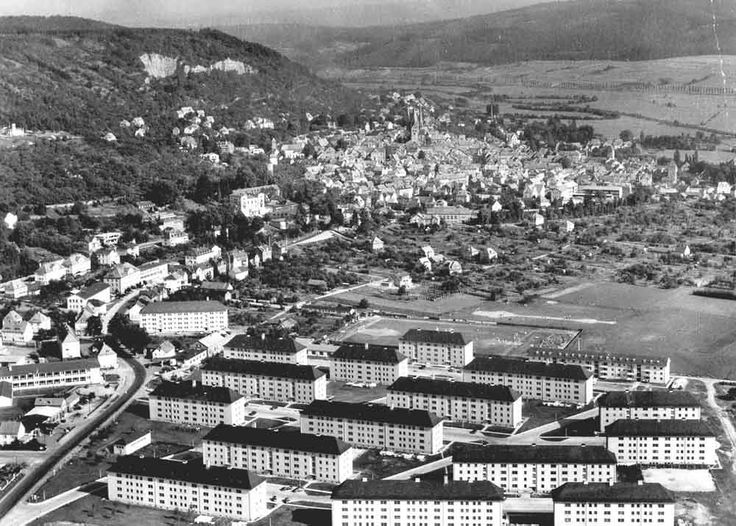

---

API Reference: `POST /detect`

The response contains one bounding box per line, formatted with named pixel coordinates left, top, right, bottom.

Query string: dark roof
left=528, top=347, right=670, bottom=366
left=453, top=445, right=616, bottom=464
left=302, top=401, right=441, bottom=427
left=332, top=479, right=504, bottom=501
left=140, top=300, right=227, bottom=314
left=108, top=456, right=263, bottom=490
left=224, top=334, right=306, bottom=354
left=605, top=419, right=714, bottom=437
left=464, top=356, right=592, bottom=381
left=201, top=281, right=232, bottom=291
left=0, top=382, right=12, bottom=399
left=400, top=328, right=467, bottom=345
left=202, top=357, right=325, bottom=381
left=77, top=282, right=110, bottom=299
left=333, top=344, right=407, bottom=364
left=0, top=358, right=100, bottom=377
left=150, top=381, right=242, bottom=404
left=598, top=390, right=699, bottom=408
left=204, top=424, right=351, bottom=455
left=551, top=482, right=675, bottom=503
left=389, top=377, right=520, bottom=402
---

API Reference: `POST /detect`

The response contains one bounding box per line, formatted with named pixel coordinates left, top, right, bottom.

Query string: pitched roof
left=604, top=419, right=714, bottom=437
left=302, top=400, right=441, bottom=427
left=0, top=382, right=12, bottom=399
left=332, top=479, right=504, bottom=501
left=202, top=357, right=324, bottom=381
left=389, top=377, right=520, bottom=402
left=400, top=328, right=467, bottom=345
left=527, top=347, right=670, bottom=367
left=0, top=358, right=100, bottom=377
left=551, top=482, right=674, bottom=503
left=464, top=356, right=592, bottom=381
left=453, top=445, right=616, bottom=464
left=598, top=390, right=699, bottom=408
left=204, top=424, right=351, bottom=455
left=0, top=420, right=22, bottom=435
left=150, top=381, right=243, bottom=404
left=140, top=300, right=227, bottom=314
left=109, top=456, right=263, bottom=490
left=333, top=344, right=407, bottom=364
left=224, top=334, right=306, bottom=354
left=76, top=282, right=111, bottom=300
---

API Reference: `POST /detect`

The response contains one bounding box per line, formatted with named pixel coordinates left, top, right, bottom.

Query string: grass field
left=328, top=381, right=388, bottom=403
left=340, top=317, right=578, bottom=356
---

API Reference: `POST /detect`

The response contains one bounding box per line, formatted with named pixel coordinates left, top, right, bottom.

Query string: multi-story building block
left=605, top=419, right=718, bottom=466
left=331, top=344, right=409, bottom=385
left=399, top=328, right=473, bottom=367
left=201, top=357, right=326, bottom=404
left=387, top=377, right=522, bottom=428
left=453, top=445, right=617, bottom=494
left=331, top=479, right=505, bottom=526
left=0, top=358, right=102, bottom=391
left=527, top=348, right=670, bottom=385
left=203, top=424, right=353, bottom=483
left=140, top=301, right=228, bottom=334
left=107, top=456, right=267, bottom=522
left=463, top=356, right=594, bottom=405
left=300, top=400, right=443, bottom=454
left=551, top=482, right=675, bottom=526
left=224, top=334, right=308, bottom=364
left=598, top=390, right=701, bottom=432
left=149, top=380, right=246, bottom=427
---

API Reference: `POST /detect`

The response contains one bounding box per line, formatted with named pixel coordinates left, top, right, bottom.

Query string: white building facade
left=149, top=381, right=246, bottom=427
left=387, top=377, right=522, bottom=428
left=598, top=390, right=701, bottom=432
left=399, top=328, right=473, bottom=367
left=139, top=301, right=228, bottom=334
left=300, top=400, right=443, bottom=454
left=223, top=334, right=308, bottom=364
left=453, top=445, right=617, bottom=494
left=200, top=357, right=327, bottom=404
left=203, top=424, right=353, bottom=483
left=331, top=344, right=409, bottom=385
left=463, top=356, right=594, bottom=405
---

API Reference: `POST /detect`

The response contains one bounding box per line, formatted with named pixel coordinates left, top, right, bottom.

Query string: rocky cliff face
left=139, top=53, right=256, bottom=79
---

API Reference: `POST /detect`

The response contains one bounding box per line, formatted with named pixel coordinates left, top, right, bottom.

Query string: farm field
left=337, top=56, right=736, bottom=140
left=340, top=316, right=579, bottom=356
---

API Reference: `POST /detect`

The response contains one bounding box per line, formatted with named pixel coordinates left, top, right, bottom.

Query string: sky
left=0, top=0, right=557, bottom=27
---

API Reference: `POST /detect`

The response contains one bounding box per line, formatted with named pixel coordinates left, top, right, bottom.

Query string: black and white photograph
left=0, top=0, right=734, bottom=524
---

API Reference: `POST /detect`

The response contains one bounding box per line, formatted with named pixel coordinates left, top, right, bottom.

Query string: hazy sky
left=0, top=0, right=555, bottom=27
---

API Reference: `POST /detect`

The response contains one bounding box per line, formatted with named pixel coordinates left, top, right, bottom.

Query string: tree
left=85, top=315, right=102, bottom=337
left=619, top=129, right=634, bottom=142
left=357, top=298, right=369, bottom=309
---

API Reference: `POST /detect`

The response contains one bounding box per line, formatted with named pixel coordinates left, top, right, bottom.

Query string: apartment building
left=185, top=245, right=222, bottom=267
left=107, top=456, right=267, bottom=522
left=527, top=348, right=671, bottom=385
left=398, top=328, right=473, bottom=367
left=463, top=356, right=594, bottom=405
left=139, top=301, right=228, bottom=334
left=300, top=400, right=443, bottom=454
left=149, top=380, right=246, bottom=427
left=137, top=260, right=170, bottom=285
left=0, top=358, right=102, bottom=391
left=551, top=482, right=675, bottom=526
left=223, top=334, right=308, bottom=364
left=387, top=377, right=522, bottom=428
left=200, top=357, right=326, bottom=404
left=331, top=479, right=505, bottom=526
left=605, top=419, right=718, bottom=466
left=104, top=263, right=140, bottom=294
left=331, top=344, right=409, bottom=385
left=453, top=445, right=617, bottom=494
left=66, top=282, right=112, bottom=312
left=203, top=424, right=353, bottom=483
left=598, top=390, right=701, bottom=432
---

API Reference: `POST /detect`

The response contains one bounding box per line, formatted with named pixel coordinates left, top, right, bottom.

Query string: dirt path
left=700, top=378, right=736, bottom=472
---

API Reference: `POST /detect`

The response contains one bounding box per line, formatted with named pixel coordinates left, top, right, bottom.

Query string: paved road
left=5, top=480, right=107, bottom=526
left=102, top=289, right=140, bottom=333
left=0, top=353, right=146, bottom=524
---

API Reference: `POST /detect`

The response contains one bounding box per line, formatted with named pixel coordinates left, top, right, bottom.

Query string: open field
left=337, top=56, right=736, bottom=141
left=340, top=317, right=578, bottom=356
left=643, top=469, right=716, bottom=493
left=327, top=381, right=388, bottom=403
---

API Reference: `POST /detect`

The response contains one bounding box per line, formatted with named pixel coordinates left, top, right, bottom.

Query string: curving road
left=0, top=352, right=146, bottom=523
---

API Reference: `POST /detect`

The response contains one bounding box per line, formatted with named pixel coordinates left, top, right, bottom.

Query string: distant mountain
left=224, top=0, right=736, bottom=70
left=0, top=16, right=360, bottom=135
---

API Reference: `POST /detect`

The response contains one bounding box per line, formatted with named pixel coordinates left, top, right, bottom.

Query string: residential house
left=64, top=253, right=91, bottom=276
left=66, top=283, right=112, bottom=312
